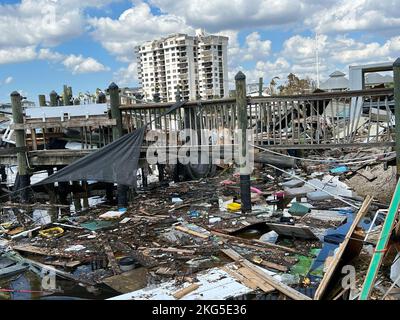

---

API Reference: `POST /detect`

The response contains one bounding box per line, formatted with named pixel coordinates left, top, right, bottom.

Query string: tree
left=277, top=73, right=315, bottom=95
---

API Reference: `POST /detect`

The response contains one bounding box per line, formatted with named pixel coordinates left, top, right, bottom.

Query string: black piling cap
left=109, top=82, right=119, bottom=90
left=394, top=58, right=400, bottom=67
left=235, top=71, right=246, bottom=81
left=10, top=91, right=20, bottom=97
left=50, top=90, right=58, bottom=96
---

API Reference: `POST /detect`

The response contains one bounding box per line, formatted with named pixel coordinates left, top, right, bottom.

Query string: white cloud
left=0, top=1, right=81, bottom=48
left=38, top=48, right=65, bottom=62
left=114, top=62, right=138, bottom=86
left=4, top=76, right=13, bottom=85
left=149, top=0, right=315, bottom=31
left=0, top=45, right=109, bottom=74
left=0, top=46, right=37, bottom=64
left=62, top=54, right=110, bottom=74
left=242, top=32, right=272, bottom=61
left=0, top=0, right=117, bottom=49
left=306, top=0, right=400, bottom=33
left=89, top=2, right=192, bottom=61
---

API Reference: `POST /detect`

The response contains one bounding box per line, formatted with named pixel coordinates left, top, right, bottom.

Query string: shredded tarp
left=36, top=101, right=186, bottom=187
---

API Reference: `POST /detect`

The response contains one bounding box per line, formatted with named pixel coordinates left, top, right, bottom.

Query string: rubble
left=0, top=146, right=399, bottom=301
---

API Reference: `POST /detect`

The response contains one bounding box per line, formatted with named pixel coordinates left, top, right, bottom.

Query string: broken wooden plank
left=172, top=283, right=200, bottom=299
left=236, top=267, right=275, bottom=293
left=211, top=230, right=300, bottom=254
left=175, top=225, right=209, bottom=239
left=314, top=195, right=372, bottom=300
left=222, top=248, right=312, bottom=300
left=221, top=266, right=259, bottom=290
left=12, top=244, right=76, bottom=259
left=252, top=257, right=289, bottom=272
left=103, top=241, right=122, bottom=275
left=139, top=247, right=195, bottom=255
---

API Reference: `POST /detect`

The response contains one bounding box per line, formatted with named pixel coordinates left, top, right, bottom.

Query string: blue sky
left=0, top=0, right=399, bottom=103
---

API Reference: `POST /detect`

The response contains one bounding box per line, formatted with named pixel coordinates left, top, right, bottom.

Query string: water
left=0, top=194, right=109, bottom=300
left=0, top=270, right=118, bottom=300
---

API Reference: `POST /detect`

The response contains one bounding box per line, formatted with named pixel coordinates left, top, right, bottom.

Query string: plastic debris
left=259, top=231, right=279, bottom=244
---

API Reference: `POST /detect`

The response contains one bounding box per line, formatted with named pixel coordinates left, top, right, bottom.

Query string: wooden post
left=235, top=72, right=251, bottom=213
left=109, top=82, right=125, bottom=207
left=49, top=91, right=58, bottom=107
left=11, top=91, right=30, bottom=202
left=47, top=90, right=58, bottom=215
left=258, top=77, right=263, bottom=97
left=394, top=58, right=400, bottom=179
left=109, top=82, right=123, bottom=140
left=97, top=92, right=106, bottom=104
left=38, top=95, right=46, bottom=107
left=63, top=85, right=72, bottom=106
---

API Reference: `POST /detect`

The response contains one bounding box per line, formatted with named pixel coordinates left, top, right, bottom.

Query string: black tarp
left=37, top=126, right=146, bottom=187
left=36, top=101, right=186, bottom=187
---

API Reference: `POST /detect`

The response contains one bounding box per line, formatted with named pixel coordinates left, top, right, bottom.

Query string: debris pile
left=0, top=146, right=399, bottom=300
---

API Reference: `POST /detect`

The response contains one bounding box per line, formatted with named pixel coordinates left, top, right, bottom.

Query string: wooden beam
left=172, top=283, right=200, bottom=299
left=222, top=248, right=312, bottom=300
left=103, top=240, right=122, bottom=275
left=211, top=230, right=300, bottom=254
left=314, top=196, right=372, bottom=300
left=13, top=118, right=116, bottom=130
left=175, top=225, right=209, bottom=239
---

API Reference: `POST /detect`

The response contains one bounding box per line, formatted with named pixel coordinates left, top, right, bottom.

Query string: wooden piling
left=49, top=91, right=58, bottom=107
left=38, top=95, right=46, bottom=107
left=109, top=83, right=126, bottom=206
left=235, top=72, right=251, bottom=213
left=109, top=82, right=123, bottom=140
left=11, top=91, right=30, bottom=202
left=258, top=77, right=263, bottom=97
left=63, top=85, right=72, bottom=106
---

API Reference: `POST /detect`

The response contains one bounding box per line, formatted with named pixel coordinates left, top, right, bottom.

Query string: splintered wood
left=222, top=248, right=312, bottom=300
left=172, top=283, right=200, bottom=299
left=102, top=240, right=122, bottom=275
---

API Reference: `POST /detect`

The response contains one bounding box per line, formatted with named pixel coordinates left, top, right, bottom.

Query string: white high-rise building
left=136, top=31, right=229, bottom=102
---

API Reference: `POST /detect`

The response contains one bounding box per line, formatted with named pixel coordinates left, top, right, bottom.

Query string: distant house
left=364, top=73, right=394, bottom=88
left=320, top=71, right=349, bottom=92
left=320, top=69, right=394, bottom=92
left=22, top=100, right=35, bottom=108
